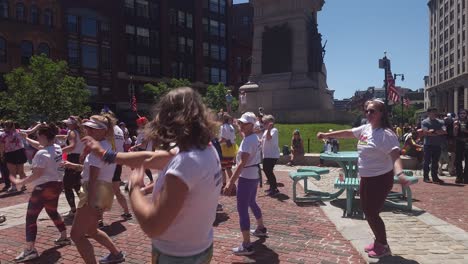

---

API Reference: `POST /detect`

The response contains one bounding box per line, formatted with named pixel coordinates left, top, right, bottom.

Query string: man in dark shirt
left=454, top=109, right=468, bottom=184
left=421, top=108, right=447, bottom=184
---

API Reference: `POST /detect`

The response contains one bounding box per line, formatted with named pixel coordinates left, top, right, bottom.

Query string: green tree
left=143, top=78, right=191, bottom=104
left=392, top=104, right=417, bottom=125
left=204, top=83, right=238, bottom=112
left=0, top=55, right=90, bottom=125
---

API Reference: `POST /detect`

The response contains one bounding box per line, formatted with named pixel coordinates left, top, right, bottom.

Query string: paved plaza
left=0, top=165, right=468, bottom=263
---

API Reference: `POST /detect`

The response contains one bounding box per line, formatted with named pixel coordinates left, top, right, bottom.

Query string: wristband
left=102, top=149, right=117, bottom=163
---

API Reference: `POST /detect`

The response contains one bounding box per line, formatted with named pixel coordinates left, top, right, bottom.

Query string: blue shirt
left=421, top=118, right=446, bottom=146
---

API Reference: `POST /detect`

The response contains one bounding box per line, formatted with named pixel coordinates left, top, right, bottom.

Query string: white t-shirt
left=352, top=124, right=400, bottom=177
left=68, top=130, right=85, bottom=154
left=237, top=133, right=262, bottom=179
left=219, top=123, right=236, bottom=143
left=113, top=125, right=124, bottom=152
left=136, top=129, right=153, bottom=151
left=31, top=144, right=62, bottom=187
left=151, top=145, right=222, bottom=256
left=261, top=128, right=280, bottom=159
left=81, top=140, right=116, bottom=183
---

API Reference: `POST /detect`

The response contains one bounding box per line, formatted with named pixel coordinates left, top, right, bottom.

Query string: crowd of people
left=2, top=86, right=468, bottom=262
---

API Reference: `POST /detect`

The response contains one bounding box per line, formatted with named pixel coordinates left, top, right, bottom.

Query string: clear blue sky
left=233, top=0, right=429, bottom=100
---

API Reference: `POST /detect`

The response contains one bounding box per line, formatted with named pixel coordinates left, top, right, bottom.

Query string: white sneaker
left=232, top=243, right=254, bottom=256
left=14, top=248, right=39, bottom=262
left=7, top=186, right=17, bottom=193
left=62, top=210, right=75, bottom=218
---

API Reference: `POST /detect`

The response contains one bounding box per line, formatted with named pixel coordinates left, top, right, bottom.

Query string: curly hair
left=145, top=87, right=218, bottom=151
left=37, top=123, right=59, bottom=141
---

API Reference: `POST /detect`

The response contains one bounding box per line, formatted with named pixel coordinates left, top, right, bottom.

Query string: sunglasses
left=365, top=109, right=378, bottom=114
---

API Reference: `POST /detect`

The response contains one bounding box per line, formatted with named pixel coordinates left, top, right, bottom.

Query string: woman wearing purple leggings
left=10, top=124, right=71, bottom=262
left=317, top=99, right=410, bottom=258
left=224, top=112, right=266, bottom=256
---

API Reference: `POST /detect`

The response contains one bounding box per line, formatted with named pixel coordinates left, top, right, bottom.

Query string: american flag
left=403, top=97, right=411, bottom=108
left=131, top=95, right=137, bottom=112
left=386, top=70, right=400, bottom=103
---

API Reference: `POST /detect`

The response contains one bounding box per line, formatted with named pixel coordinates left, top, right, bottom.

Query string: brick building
left=230, top=2, right=253, bottom=88
left=0, top=0, right=233, bottom=121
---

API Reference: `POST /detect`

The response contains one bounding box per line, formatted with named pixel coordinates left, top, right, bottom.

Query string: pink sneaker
left=368, top=243, right=391, bottom=258
left=364, top=242, right=374, bottom=253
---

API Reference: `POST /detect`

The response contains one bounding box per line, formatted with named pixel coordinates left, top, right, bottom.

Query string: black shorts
left=112, top=165, right=122, bottom=182
left=4, top=148, right=27, bottom=165
left=64, top=153, right=82, bottom=189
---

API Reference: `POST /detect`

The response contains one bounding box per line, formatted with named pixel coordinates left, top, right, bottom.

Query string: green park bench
left=289, top=167, right=334, bottom=202
left=333, top=170, right=418, bottom=217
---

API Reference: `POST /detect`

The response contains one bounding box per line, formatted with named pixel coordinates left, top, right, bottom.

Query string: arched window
left=0, top=0, right=8, bottom=18
left=21, top=40, right=33, bottom=65
left=30, top=5, right=39, bottom=24
left=0, top=37, right=6, bottom=63
left=43, top=9, right=52, bottom=27
left=16, top=3, right=25, bottom=21
left=37, top=43, right=50, bottom=57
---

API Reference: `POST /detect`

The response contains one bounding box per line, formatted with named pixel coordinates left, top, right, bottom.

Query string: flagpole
left=379, top=52, right=390, bottom=110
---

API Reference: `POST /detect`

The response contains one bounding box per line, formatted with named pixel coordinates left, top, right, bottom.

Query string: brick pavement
left=0, top=166, right=365, bottom=264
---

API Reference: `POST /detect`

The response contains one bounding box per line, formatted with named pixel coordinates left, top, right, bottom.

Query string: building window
left=220, top=0, right=226, bottom=14
left=82, top=44, right=98, bottom=69
left=178, top=10, right=185, bottom=27
left=0, top=0, right=8, bottom=18
left=202, top=18, right=209, bottom=33
left=100, top=22, right=110, bottom=39
left=211, top=67, right=220, bottom=83
left=67, top=15, right=78, bottom=33
left=0, top=37, right=6, bottom=63
left=16, top=3, right=25, bottom=21
left=136, top=27, right=149, bottom=47
left=82, top=17, right=97, bottom=37
left=187, top=38, right=193, bottom=54
left=150, top=2, right=158, bottom=19
left=136, top=0, right=149, bottom=18
left=187, top=13, right=193, bottom=28
left=220, top=23, right=226, bottom=37
left=169, top=9, right=177, bottom=26
left=127, top=54, right=136, bottom=73
left=68, top=40, right=79, bottom=67
left=137, top=56, right=150, bottom=75
left=37, top=43, right=50, bottom=57
left=210, top=0, right=219, bottom=13
left=210, top=20, right=219, bottom=36
left=150, top=30, right=159, bottom=49
left=125, top=0, right=134, bottom=16
left=220, top=69, right=227, bottom=84
left=178, top=36, right=186, bottom=52
left=30, top=6, right=39, bottom=24
left=203, top=67, right=210, bottom=82
left=125, top=25, right=135, bottom=48
left=220, top=46, right=226, bottom=61
left=43, top=9, right=53, bottom=27
left=203, top=42, right=209, bottom=57
left=171, top=62, right=178, bottom=77
left=101, top=47, right=111, bottom=71
left=150, top=57, right=160, bottom=76
left=21, top=40, right=33, bottom=65
left=210, top=44, right=219, bottom=60
left=236, top=56, right=242, bottom=70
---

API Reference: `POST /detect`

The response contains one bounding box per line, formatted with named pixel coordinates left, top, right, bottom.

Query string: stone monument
left=240, top=0, right=335, bottom=123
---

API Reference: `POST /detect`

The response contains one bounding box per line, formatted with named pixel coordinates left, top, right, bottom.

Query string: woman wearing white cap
left=64, top=115, right=125, bottom=264
left=224, top=112, right=266, bottom=256
left=61, top=116, right=86, bottom=217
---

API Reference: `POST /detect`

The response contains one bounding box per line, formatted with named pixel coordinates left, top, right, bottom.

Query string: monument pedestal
left=240, top=0, right=339, bottom=123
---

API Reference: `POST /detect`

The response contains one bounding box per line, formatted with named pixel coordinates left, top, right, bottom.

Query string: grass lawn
left=237, top=123, right=356, bottom=153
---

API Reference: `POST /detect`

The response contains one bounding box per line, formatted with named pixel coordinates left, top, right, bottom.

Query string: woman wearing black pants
left=261, top=115, right=280, bottom=196
left=454, top=109, right=468, bottom=184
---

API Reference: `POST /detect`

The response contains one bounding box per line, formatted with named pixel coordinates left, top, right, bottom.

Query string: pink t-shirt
left=0, top=130, right=24, bottom=153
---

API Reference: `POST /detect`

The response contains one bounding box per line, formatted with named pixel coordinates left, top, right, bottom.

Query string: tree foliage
left=0, top=55, right=90, bottom=125
left=204, top=83, right=238, bottom=112
left=391, top=104, right=417, bottom=125
left=143, top=78, right=191, bottom=104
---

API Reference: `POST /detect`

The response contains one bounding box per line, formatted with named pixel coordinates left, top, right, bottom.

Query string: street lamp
left=393, top=73, right=405, bottom=127
left=378, top=52, right=391, bottom=109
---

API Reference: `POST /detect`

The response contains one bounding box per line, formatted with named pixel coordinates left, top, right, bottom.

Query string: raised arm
left=317, top=129, right=355, bottom=140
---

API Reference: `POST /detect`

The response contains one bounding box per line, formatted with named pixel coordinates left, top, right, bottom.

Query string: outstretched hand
left=317, top=132, right=327, bottom=140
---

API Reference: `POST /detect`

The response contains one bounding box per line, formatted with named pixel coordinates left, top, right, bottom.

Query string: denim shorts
left=151, top=244, right=213, bottom=264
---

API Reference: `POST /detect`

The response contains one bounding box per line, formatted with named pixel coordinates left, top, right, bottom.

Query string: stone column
left=454, top=88, right=459, bottom=114
left=465, top=87, right=468, bottom=109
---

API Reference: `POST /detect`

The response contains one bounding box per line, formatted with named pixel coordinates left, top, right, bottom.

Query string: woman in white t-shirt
left=83, top=87, right=220, bottom=263
left=261, top=115, right=280, bottom=196
left=219, top=113, right=237, bottom=183
left=65, top=115, right=125, bottom=264
left=224, top=112, right=266, bottom=256
left=317, top=99, right=410, bottom=259
left=10, top=124, right=71, bottom=262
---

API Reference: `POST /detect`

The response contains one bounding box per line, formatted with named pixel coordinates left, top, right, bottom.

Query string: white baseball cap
left=237, top=112, right=257, bottom=125
left=82, top=118, right=107, bottom=130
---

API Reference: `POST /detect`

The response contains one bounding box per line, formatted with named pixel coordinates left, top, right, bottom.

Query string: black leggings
left=26, top=181, right=66, bottom=242
left=262, top=158, right=278, bottom=190
left=0, top=159, right=10, bottom=188
left=63, top=154, right=81, bottom=211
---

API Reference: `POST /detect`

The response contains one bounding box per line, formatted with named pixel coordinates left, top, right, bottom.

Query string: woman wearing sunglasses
left=317, top=99, right=409, bottom=259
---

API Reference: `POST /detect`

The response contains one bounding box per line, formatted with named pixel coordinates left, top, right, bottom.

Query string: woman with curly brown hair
left=83, top=87, right=221, bottom=263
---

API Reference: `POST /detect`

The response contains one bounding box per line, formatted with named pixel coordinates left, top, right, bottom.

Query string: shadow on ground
left=213, top=212, right=230, bottom=227
left=232, top=238, right=279, bottom=264
left=375, top=255, right=420, bottom=263
left=102, top=221, right=127, bottom=237
left=36, top=246, right=62, bottom=264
